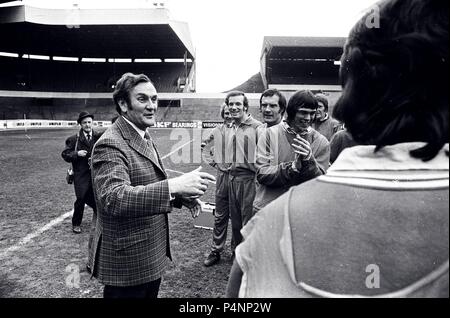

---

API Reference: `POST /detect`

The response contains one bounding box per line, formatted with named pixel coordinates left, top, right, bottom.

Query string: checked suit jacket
left=90, top=115, right=179, bottom=287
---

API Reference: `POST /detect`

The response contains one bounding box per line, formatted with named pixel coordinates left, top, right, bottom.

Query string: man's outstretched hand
left=168, top=166, right=216, bottom=198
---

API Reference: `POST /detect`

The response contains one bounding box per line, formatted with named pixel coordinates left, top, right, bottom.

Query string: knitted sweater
left=253, top=122, right=330, bottom=212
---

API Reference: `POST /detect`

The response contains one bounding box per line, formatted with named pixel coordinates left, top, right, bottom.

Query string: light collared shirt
left=83, top=130, right=93, bottom=141
left=122, top=116, right=146, bottom=140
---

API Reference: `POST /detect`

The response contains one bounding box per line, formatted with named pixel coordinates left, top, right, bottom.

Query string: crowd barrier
left=0, top=119, right=223, bottom=130
left=0, top=119, right=113, bottom=130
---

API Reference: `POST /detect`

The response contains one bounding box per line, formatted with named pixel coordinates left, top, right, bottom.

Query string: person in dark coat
left=62, top=111, right=102, bottom=234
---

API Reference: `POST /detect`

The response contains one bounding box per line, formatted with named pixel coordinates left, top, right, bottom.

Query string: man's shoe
left=72, top=226, right=82, bottom=234
left=203, top=251, right=221, bottom=267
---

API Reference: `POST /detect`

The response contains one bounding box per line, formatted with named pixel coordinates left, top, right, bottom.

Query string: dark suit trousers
left=103, top=279, right=162, bottom=299
left=72, top=186, right=97, bottom=226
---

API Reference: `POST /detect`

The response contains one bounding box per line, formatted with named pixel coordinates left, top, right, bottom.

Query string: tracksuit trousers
left=228, top=173, right=257, bottom=248
left=210, top=171, right=235, bottom=253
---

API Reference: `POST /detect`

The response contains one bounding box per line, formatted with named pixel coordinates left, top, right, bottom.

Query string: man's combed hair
left=260, top=89, right=287, bottom=115
left=286, top=90, right=318, bottom=123
left=225, top=91, right=249, bottom=110
left=112, top=73, right=152, bottom=114
left=333, top=0, right=449, bottom=161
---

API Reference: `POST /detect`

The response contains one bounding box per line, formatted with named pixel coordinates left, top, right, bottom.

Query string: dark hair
left=260, top=89, right=287, bottom=115
left=333, top=0, right=449, bottom=161
left=225, top=91, right=249, bottom=111
left=112, top=73, right=153, bottom=114
left=315, top=93, right=329, bottom=112
left=286, top=90, right=318, bottom=122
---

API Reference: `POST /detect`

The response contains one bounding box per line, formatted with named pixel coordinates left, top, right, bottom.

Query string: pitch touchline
left=0, top=210, right=74, bottom=259
left=160, top=139, right=194, bottom=160
left=0, top=138, right=195, bottom=258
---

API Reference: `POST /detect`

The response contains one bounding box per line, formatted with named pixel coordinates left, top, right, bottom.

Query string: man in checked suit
left=90, top=73, right=215, bottom=298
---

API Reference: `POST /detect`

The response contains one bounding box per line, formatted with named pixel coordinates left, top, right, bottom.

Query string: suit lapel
left=117, top=117, right=166, bottom=177
left=78, top=130, right=90, bottom=148
left=150, top=137, right=166, bottom=173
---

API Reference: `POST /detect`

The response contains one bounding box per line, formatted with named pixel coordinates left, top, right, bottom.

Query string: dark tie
left=144, top=132, right=159, bottom=164
left=86, top=133, right=91, bottom=142
left=144, top=131, right=151, bottom=143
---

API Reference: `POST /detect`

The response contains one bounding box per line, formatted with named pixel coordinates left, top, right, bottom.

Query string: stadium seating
left=0, top=56, right=190, bottom=93
left=269, top=60, right=339, bottom=85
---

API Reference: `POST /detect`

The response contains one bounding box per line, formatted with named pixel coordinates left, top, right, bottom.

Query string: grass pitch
left=0, top=128, right=233, bottom=298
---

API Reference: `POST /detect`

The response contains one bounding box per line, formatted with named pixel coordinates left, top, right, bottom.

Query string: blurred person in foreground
left=89, top=73, right=215, bottom=298
left=253, top=90, right=329, bottom=216
left=227, top=0, right=449, bottom=297
left=201, top=103, right=235, bottom=267
left=329, top=127, right=358, bottom=165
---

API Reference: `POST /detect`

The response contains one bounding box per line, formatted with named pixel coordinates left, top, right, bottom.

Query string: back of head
left=333, top=0, right=449, bottom=161
left=286, top=90, right=318, bottom=122
left=112, top=73, right=152, bottom=114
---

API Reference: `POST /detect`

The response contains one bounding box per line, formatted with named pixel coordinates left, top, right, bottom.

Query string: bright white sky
left=23, top=0, right=377, bottom=92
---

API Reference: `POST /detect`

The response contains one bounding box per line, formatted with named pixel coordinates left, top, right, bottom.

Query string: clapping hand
left=292, top=135, right=312, bottom=170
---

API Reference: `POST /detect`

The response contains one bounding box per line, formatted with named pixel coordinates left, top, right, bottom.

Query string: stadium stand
left=0, top=56, right=191, bottom=93
left=0, top=2, right=200, bottom=121
left=227, top=36, right=345, bottom=114
left=0, top=3, right=343, bottom=123
left=0, top=92, right=263, bottom=122
left=0, top=3, right=195, bottom=91
left=261, top=36, right=345, bottom=87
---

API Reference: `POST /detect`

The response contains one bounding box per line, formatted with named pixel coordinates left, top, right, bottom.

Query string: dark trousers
left=211, top=172, right=235, bottom=253
left=72, top=187, right=96, bottom=226
left=103, top=279, right=162, bottom=299
left=228, top=174, right=257, bottom=248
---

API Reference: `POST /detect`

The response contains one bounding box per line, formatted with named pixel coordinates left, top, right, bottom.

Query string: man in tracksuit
left=202, top=103, right=235, bottom=266
left=226, top=91, right=262, bottom=253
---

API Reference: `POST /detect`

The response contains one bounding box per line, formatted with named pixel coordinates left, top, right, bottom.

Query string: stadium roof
left=262, top=36, right=346, bottom=60
left=0, top=2, right=195, bottom=59
left=263, top=36, right=347, bottom=49
left=226, top=73, right=265, bottom=94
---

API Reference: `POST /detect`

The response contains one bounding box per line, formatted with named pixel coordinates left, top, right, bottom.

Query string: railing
left=0, top=119, right=223, bottom=130
left=0, top=119, right=113, bottom=130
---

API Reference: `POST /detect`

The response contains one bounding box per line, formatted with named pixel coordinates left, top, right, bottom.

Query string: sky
left=23, top=0, right=377, bottom=92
